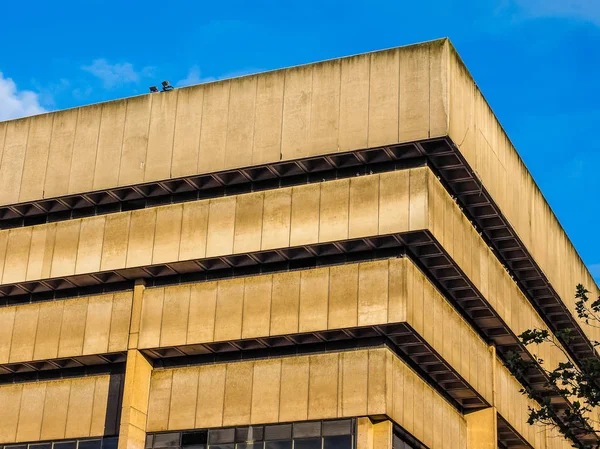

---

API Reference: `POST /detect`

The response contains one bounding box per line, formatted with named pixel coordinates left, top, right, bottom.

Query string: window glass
left=236, top=443, right=265, bottom=449
left=264, top=425, right=292, bottom=441
left=29, top=444, right=52, bottom=449
left=236, top=427, right=264, bottom=443
left=293, top=423, right=321, bottom=439
left=154, top=434, right=180, bottom=448
left=323, top=435, right=352, bottom=449
left=78, top=441, right=102, bottom=449
left=264, top=441, right=292, bottom=449
left=208, top=429, right=235, bottom=445
left=101, top=438, right=118, bottom=449
left=54, top=442, right=77, bottom=449
left=293, top=438, right=322, bottom=449
left=322, top=421, right=352, bottom=437
left=182, top=431, right=208, bottom=448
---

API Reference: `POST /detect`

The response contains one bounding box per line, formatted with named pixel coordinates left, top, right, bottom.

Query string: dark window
left=236, top=443, right=264, bottom=449
left=30, top=444, right=51, bottom=449
left=101, top=438, right=118, bottom=449
left=182, top=431, right=208, bottom=448
left=293, top=423, right=321, bottom=439
left=293, top=438, right=322, bottom=449
left=209, top=429, right=235, bottom=445
left=54, top=442, right=77, bottom=449
left=78, top=441, right=102, bottom=449
left=264, top=425, right=292, bottom=441
left=154, top=434, right=181, bottom=448
left=323, top=435, right=352, bottom=449
left=264, top=441, right=291, bottom=449
left=235, top=427, right=263, bottom=443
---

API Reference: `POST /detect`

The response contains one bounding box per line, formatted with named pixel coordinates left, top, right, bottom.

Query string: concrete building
left=0, top=38, right=597, bottom=449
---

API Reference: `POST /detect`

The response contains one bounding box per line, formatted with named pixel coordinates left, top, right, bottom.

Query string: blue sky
left=1, top=0, right=598, bottom=284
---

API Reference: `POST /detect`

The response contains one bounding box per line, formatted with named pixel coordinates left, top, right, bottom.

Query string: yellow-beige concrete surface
left=356, top=418, right=393, bottom=449
left=138, top=258, right=493, bottom=404
left=118, top=350, right=153, bottom=449
left=0, top=39, right=594, bottom=351
left=0, top=374, right=120, bottom=443
left=0, top=168, right=570, bottom=376
left=146, top=347, right=467, bottom=449
left=0, top=291, right=133, bottom=364
left=465, top=408, right=496, bottom=449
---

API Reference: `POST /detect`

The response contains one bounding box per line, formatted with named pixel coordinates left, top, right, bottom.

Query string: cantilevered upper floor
left=0, top=38, right=597, bottom=366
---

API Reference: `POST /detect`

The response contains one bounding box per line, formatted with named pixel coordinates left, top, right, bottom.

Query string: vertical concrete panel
left=3, top=227, right=32, bottom=284
left=90, top=376, right=111, bottom=436
left=308, top=353, right=339, bottom=419
left=33, top=301, right=63, bottom=360
left=214, top=279, right=244, bottom=341
left=0, top=306, right=16, bottom=363
left=0, top=384, right=22, bottom=443
left=290, top=184, right=320, bottom=246
left=279, top=356, right=309, bottom=422
left=64, top=377, right=96, bottom=438
left=187, top=282, right=217, bottom=344
left=26, top=225, right=50, bottom=281
left=399, top=43, right=430, bottom=141
left=252, top=71, right=284, bottom=165
left=119, top=95, right=152, bottom=186
left=261, top=189, right=291, bottom=250
left=83, top=294, right=114, bottom=355
left=160, top=284, right=190, bottom=347
left=0, top=231, right=8, bottom=284
left=153, top=204, right=183, bottom=264
left=319, top=179, right=349, bottom=242
left=76, top=216, right=106, bottom=274
left=40, top=223, right=56, bottom=279
left=349, top=175, right=379, bottom=238
left=223, top=362, right=254, bottom=426
left=101, top=213, right=131, bottom=271
left=388, top=258, right=407, bottom=323
left=172, top=86, right=203, bottom=178
left=9, top=303, right=39, bottom=362
left=0, top=119, right=29, bottom=205
left=206, top=197, right=236, bottom=257
left=339, top=54, right=369, bottom=152
left=195, top=364, right=226, bottom=428
left=270, top=271, right=300, bottom=336
left=341, top=351, right=368, bottom=416
left=225, top=76, right=257, bottom=168
left=0, top=122, right=6, bottom=190
left=40, top=380, right=70, bottom=440
left=358, top=261, right=389, bottom=326
left=93, top=101, right=126, bottom=190
left=328, top=264, right=358, bottom=329
left=367, top=349, right=387, bottom=415
left=126, top=208, right=157, bottom=268
left=16, top=383, right=47, bottom=442
left=179, top=200, right=209, bottom=261
left=281, top=65, right=313, bottom=160
left=198, top=81, right=230, bottom=173
left=299, top=267, right=329, bottom=333
left=233, top=192, right=264, bottom=253
left=409, top=168, right=429, bottom=231
left=50, top=219, right=81, bottom=277
left=251, top=359, right=282, bottom=424
left=19, top=113, right=53, bottom=202
left=309, top=60, right=340, bottom=155
left=139, top=287, right=165, bottom=349
left=69, top=104, right=102, bottom=194
left=146, top=90, right=178, bottom=181
left=368, top=49, right=399, bottom=147
left=44, top=108, right=78, bottom=198
left=242, top=274, right=272, bottom=339
left=109, top=291, right=134, bottom=352
left=168, top=368, right=199, bottom=430
left=379, top=170, right=409, bottom=235
left=147, top=370, right=173, bottom=432
left=58, top=297, right=88, bottom=357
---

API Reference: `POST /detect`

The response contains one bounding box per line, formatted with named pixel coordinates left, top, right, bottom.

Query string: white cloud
left=82, top=59, right=154, bottom=89
left=176, top=66, right=263, bottom=88
left=0, top=72, right=46, bottom=121
left=176, top=65, right=215, bottom=87
left=513, top=0, right=600, bottom=26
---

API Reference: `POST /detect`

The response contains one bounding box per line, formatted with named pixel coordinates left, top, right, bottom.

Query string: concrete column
left=357, top=418, right=393, bottom=449
left=119, top=281, right=152, bottom=449
left=128, top=279, right=146, bottom=349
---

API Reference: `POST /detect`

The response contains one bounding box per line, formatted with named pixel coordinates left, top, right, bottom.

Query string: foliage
left=508, top=285, right=600, bottom=448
